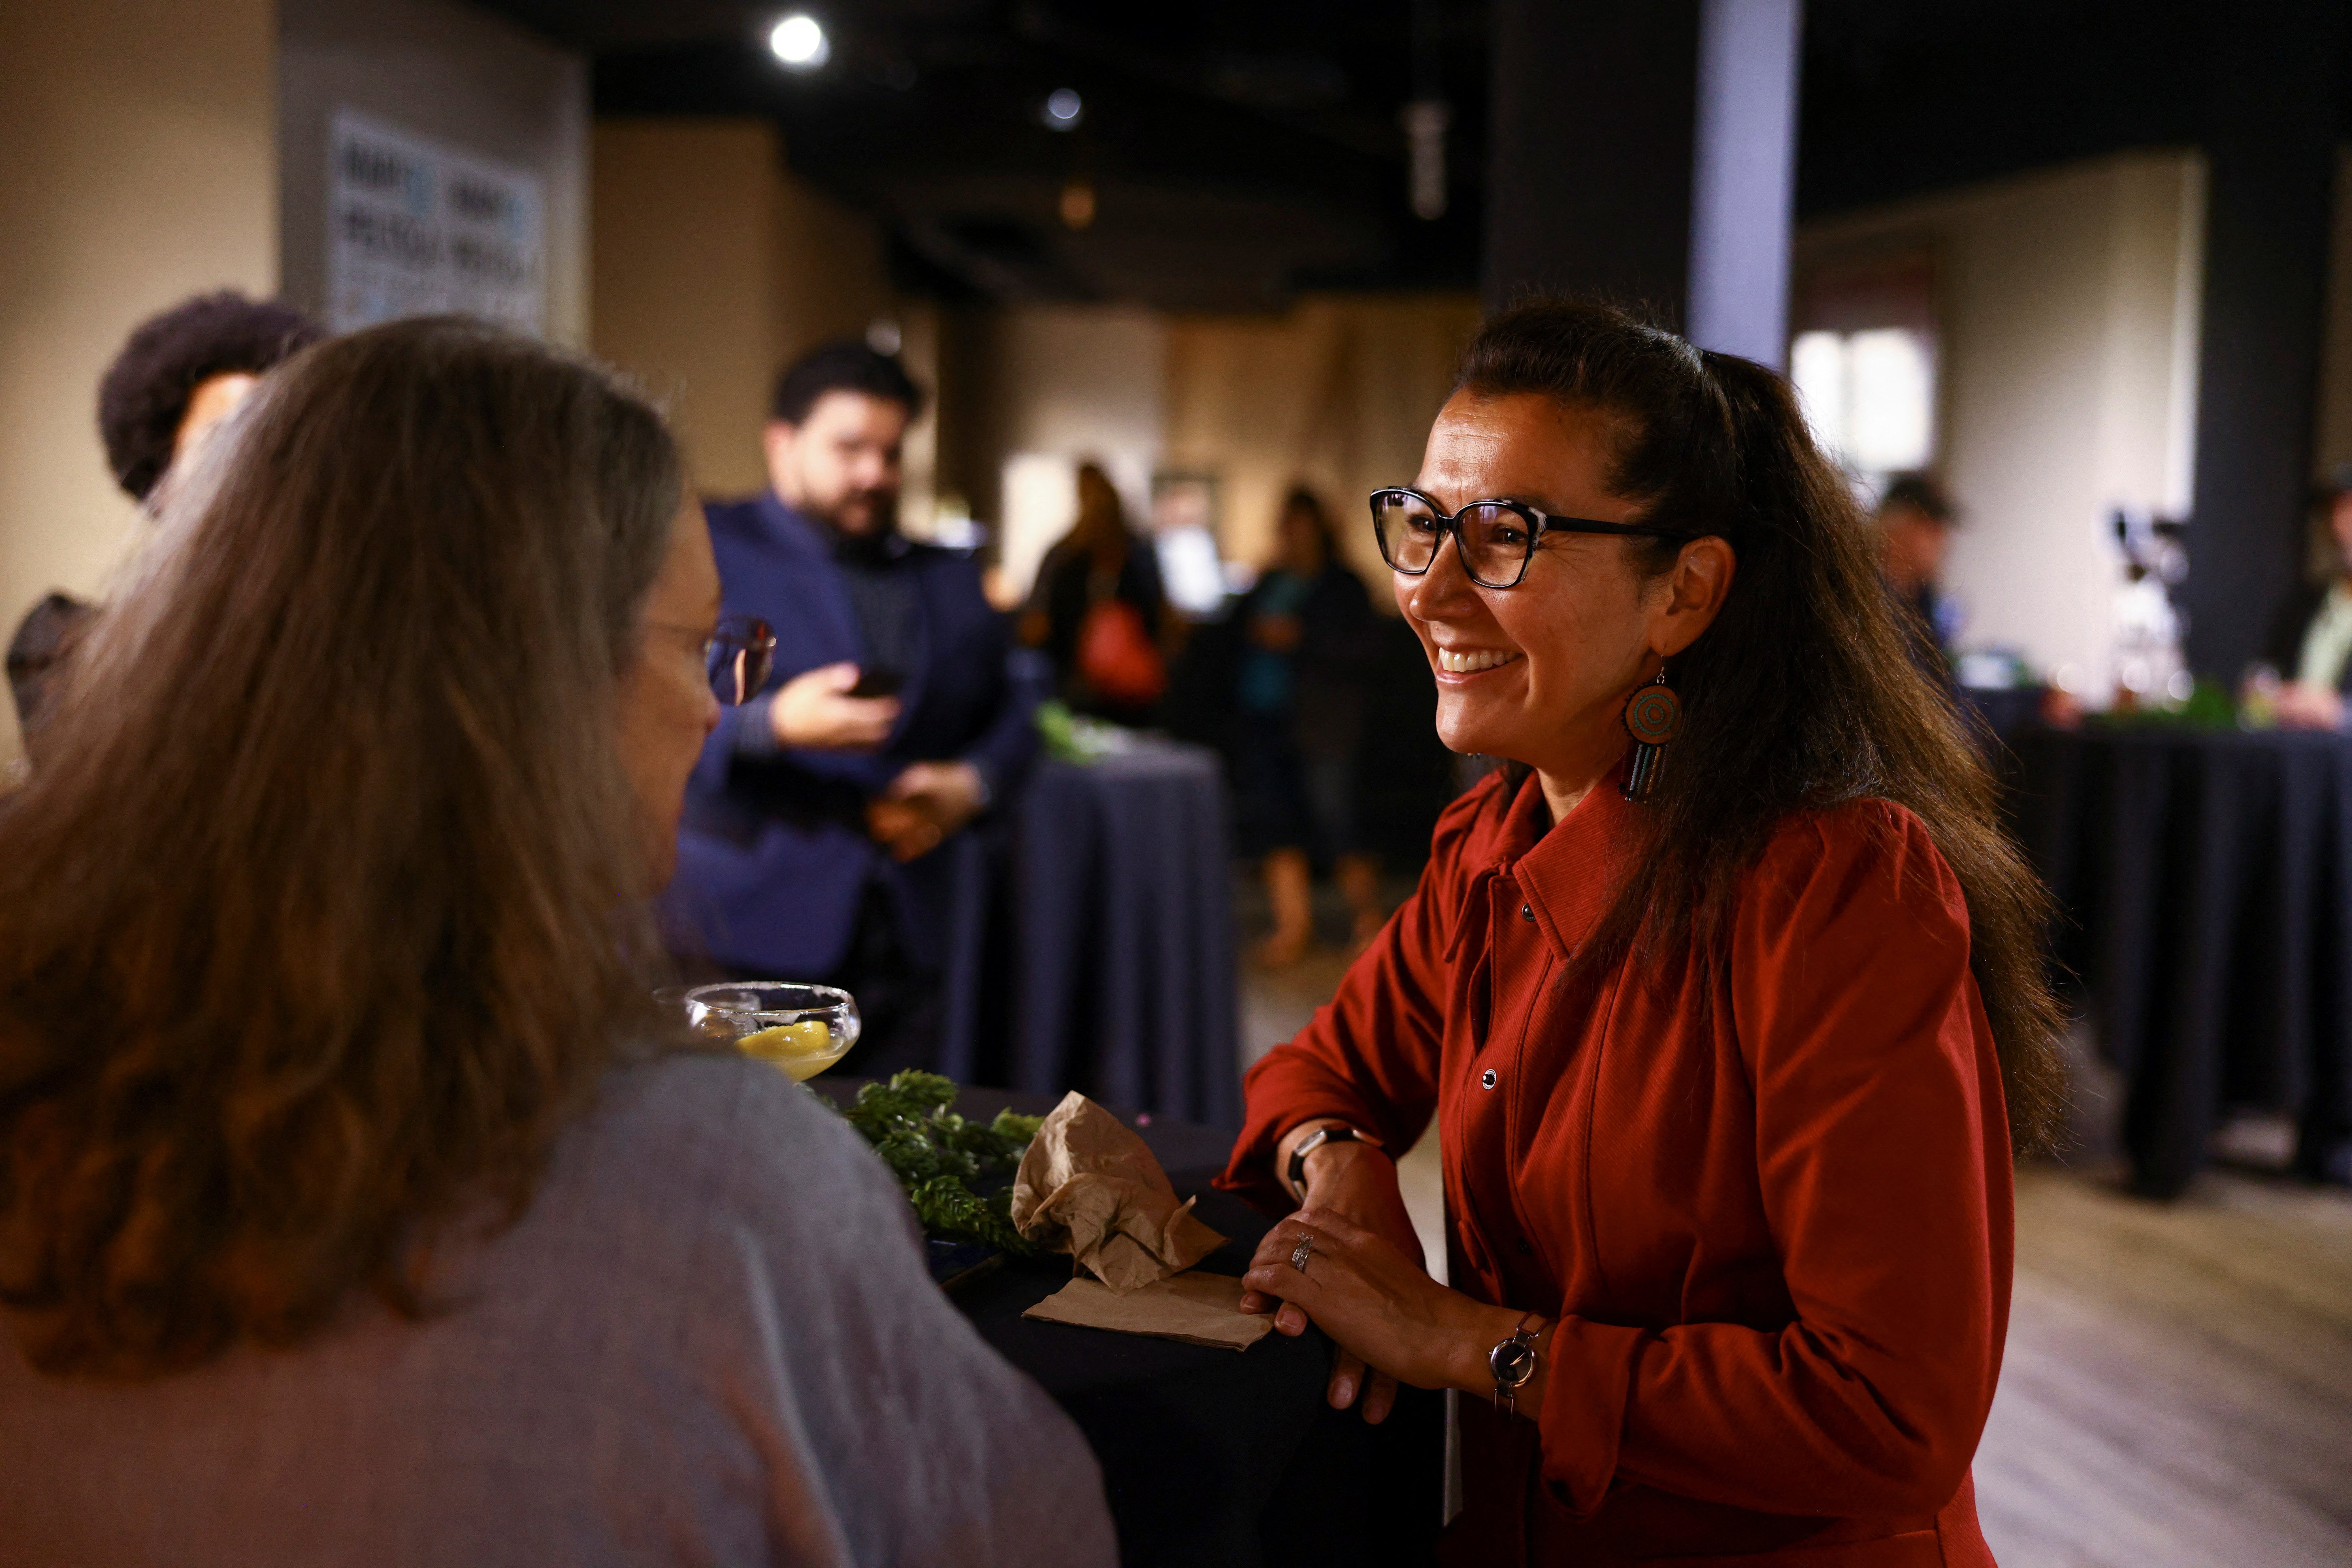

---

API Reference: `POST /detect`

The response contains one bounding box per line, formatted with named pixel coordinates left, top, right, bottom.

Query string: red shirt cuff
left=1534, top=1317, right=1647, bottom=1517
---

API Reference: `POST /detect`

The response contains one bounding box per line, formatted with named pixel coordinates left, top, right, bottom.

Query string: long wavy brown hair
left=0, top=318, right=685, bottom=1376
left=1464, top=300, right=2067, bottom=1155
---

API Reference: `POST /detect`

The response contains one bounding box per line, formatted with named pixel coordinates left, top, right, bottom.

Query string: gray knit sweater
left=0, top=1055, right=1116, bottom=1568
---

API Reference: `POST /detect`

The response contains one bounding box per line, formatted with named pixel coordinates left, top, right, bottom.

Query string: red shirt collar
left=1483, top=761, right=1644, bottom=960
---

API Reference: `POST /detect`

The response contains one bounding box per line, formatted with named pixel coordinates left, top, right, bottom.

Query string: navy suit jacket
left=667, top=494, right=1041, bottom=977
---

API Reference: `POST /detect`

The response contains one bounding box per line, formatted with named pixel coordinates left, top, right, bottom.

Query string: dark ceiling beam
left=1796, top=0, right=2222, bottom=217
left=1016, top=12, right=1406, bottom=162
left=1483, top=0, right=1700, bottom=318
left=582, top=3, right=1490, bottom=307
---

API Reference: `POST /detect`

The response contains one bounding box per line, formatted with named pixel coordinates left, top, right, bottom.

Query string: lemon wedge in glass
left=737, top=1020, right=843, bottom=1081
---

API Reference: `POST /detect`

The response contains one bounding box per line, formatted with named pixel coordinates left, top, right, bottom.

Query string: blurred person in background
left=1019, top=460, right=1171, bottom=726
left=1877, top=475, right=2082, bottom=734
left=0, top=319, right=1111, bottom=1567
left=6, top=291, right=322, bottom=741
left=669, top=342, right=1040, bottom=1075
left=1232, top=487, right=1385, bottom=966
left=2263, top=467, right=2352, bottom=729
left=1223, top=302, right=2062, bottom=1566
left=1875, top=472, right=1962, bottom=676
left=1877, top=474, right=2086, bottom=735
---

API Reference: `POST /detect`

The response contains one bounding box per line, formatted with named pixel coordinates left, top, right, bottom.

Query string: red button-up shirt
left=1220, top=767, right=2010, bottom=1567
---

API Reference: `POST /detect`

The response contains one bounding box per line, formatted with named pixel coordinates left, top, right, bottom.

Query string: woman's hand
left=2275, top=680, right=2346, bottom=731
left=1242, top=1208, right=1525, bottom=1404
left=1238, top=1136, right=1424, bottom=1422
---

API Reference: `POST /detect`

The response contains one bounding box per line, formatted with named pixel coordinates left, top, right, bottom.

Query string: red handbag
left=1076, top=596, right=1167, bottom=707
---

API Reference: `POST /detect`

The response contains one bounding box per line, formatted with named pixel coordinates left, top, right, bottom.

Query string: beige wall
left=961, top=304, right=1169, bottom=596
left=593, top=121, right=779, bottom=496
left=0, top=0, right=279, bottom=773
left=1797, top=151, right=2207, bottom=699
left=591, top=117, right=891, bottom=499
left=773, top=171, right=894, bottom=372
left=277, top=0, right=589, bottom=344
left=954, top=292, right=1478, bottom=605
left=1165, top=294, right=1482, bottom=588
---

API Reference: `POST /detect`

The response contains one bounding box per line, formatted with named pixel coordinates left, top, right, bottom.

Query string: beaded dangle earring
left=1619, top=667, right=1683, bottom=801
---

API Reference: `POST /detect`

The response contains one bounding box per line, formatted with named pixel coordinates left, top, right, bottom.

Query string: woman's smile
left=1434, top=646, right=1523, bottom=677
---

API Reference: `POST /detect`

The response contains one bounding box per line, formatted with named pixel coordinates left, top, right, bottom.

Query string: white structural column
left=1686, top=0, right=1803, bottom=369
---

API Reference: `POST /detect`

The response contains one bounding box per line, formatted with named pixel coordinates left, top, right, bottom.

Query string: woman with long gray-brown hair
left=0, top=318, right=1113, bottom=1568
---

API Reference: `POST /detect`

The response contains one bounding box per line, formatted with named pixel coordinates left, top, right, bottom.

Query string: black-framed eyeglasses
left=1369, top=486, right=1694, bottom=590
left=705, top=614, right=777, bottom=705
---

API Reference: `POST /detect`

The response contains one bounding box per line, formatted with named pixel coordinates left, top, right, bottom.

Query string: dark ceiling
left=473, top=0, right=2343, bottom=313
left=503, top=0, right=1492, bottom=312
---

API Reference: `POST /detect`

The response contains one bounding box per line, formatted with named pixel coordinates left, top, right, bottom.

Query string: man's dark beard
left=813, top=490, right=900, bottom=565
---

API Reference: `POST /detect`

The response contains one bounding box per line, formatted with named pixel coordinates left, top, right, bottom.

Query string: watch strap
left=1489, top=1312, right=1542, bottom=1418
left=1285, top=1124, right=1384, bottom=1198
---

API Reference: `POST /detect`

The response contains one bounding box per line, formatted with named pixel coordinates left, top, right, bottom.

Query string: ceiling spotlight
left=769, top=13, right=829, bottom=70
left=1043, top=88, right=1084, bottom=130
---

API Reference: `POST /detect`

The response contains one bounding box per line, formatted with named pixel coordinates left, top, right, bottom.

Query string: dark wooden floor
left=1240, top=939, right=2352, bottom=1566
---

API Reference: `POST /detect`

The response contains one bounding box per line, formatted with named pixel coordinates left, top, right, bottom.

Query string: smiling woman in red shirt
left=1221, top=301, right=2066, bottom=1568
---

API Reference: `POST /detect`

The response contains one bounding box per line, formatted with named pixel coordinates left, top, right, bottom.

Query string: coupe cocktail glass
left=682, top=982, right=860, bottom=1082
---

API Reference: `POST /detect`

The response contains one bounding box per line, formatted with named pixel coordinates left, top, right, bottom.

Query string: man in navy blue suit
left=668, top=342, right=1040, bottom=1071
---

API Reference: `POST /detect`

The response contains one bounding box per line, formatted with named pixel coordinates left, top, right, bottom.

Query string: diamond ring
left=1289, top=1234, right=1315, bottom=1274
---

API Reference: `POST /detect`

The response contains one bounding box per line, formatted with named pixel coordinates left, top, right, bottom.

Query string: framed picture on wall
left=327, top=109, right=547, bottom=336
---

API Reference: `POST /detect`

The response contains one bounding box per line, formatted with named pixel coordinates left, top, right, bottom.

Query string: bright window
left=1789, top=325, right=1937, bottom=478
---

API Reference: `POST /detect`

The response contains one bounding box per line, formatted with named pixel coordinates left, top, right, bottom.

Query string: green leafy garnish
left=833, top=1072, right=1046, bottom=1254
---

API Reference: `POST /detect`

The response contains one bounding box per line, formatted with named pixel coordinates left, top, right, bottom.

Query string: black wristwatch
left=1287, top=1125, right=1385, bottom=1198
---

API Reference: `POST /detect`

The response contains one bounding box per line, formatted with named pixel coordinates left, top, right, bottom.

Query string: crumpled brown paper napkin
left=1022, top=1271, right=1270, bottom=1351
left=1010, top=1091, right=1226, bottom=1294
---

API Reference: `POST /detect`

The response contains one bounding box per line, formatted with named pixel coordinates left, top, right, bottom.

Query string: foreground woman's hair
left=0, top=319, right=682, bottom=1375
left=1467, top=300, right=2067, bottom=1155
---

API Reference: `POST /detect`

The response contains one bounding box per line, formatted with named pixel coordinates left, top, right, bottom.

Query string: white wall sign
left=327, top=109, right=545, bottom=334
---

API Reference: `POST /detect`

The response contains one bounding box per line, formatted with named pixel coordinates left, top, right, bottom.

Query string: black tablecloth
left=2014, top=725, right=2352, bottom=1194
left=820, top=1081, right=1442, bottom=1568
left=1959, top=684, right=2044, bottom=750
left=992, top=744, right=1243, bottom=1130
